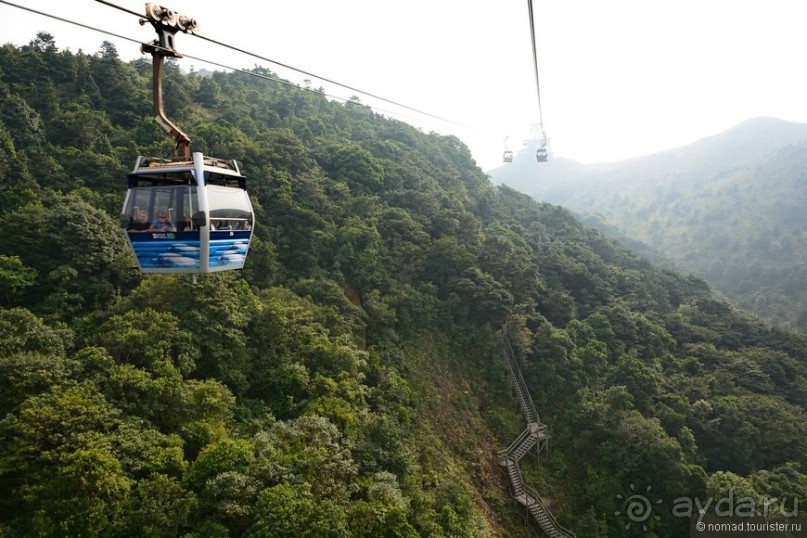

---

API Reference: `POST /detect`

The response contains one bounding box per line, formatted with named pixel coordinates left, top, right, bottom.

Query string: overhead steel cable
left=177, top=54, right=439, bottom=125
left=526, top=0, right=546, bottom=139
left=192, top=32, right=464, bottom=127
left=0, top=0, right=467, bottom=128
left=90, top=0, right=466, bottom=127
left=0, top=0, right=142, bottom=49
left=0, top=0, right=294, bottom=93
left=94, top=0, right=142, bottom=19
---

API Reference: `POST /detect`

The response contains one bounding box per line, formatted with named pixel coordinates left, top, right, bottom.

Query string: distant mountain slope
left=492, top=117, right=807, bottom=332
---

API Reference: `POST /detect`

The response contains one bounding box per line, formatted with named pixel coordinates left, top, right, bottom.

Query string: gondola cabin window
left=207, top=182, right=252, bottom=231
left=124, top=184, right=199, bottom=233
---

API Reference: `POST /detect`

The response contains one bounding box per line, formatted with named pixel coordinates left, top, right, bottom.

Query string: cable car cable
left=526, top=0, right=545, bottom=140
left=91, top=0, right=464, bottom=127
left=0, top=0, right=465, bottom=129
left=526, top=0, right=549, bottom=162
left=0, top=0, right=464, bottom=128
left=0, top=0, right=297, bottom=97
left=193, top=32, right=462, bottom=126
left=94, top=0, right=143, bottom=19
left=0, top=0, right=142, bottom=49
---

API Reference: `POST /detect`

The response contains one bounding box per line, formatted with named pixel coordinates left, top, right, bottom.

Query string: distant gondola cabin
left=120, top=152, right=254, bottom=273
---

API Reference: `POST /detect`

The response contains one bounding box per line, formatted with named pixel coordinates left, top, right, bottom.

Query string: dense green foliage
left=0, top=35, right=805, bottom=537
left=492, top=118, right=807, bottom=333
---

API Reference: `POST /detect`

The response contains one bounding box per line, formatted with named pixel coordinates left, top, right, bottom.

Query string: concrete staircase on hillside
left=499, top=334, right=576, bottom=538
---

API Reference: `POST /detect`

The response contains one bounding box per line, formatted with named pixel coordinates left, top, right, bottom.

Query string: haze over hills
left=491, top=117, right=807, bottom=333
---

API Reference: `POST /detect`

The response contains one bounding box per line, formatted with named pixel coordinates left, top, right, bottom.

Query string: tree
left=119, top=474, right=197, bottom=537
left=319, top=142, right=384, bottom=194
left=477, top=226, right=539, bottom=307
left=609, top=352, right=659, bottom=412
left=185, top=438, right=255, bottom=492
left=199, top=471, right=260, bottom=535
left=248, top=482, right=349, bottom=538
left=348, top=473, right=418, bottom=537
left=0, top=383, right=129, bottom=535
left=691, top=394, right=807, bottom=473
left=0, top=121, right=40, bottom=212
left=451, top=267, right=513, bottom=324
left=0, top=255, right=36, bottom=305
left=0, top=193, right=133, bottom=318
left=0, top=350, right=77, bottom=417
left=0, top=307, right=73, bottom=356
left=196, top=76, right=220, bottom=108
left=117, top=274, right=259, bottom=394
left=178, top=379, right=237, bottom=459
left=91, top=45, right=150, bottom=128
left=252, top=415, right=357, bottom=503
left=48, top=104, right=114, bottom=151
left=376, top=207, right=430, bottom=279
left=0, top=93, right=44, bottom=149
left=88, top=308, right=198, bottom=376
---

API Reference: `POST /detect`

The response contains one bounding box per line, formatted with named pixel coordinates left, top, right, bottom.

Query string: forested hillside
left=492, top=118, right=807, bottom=333
left=1, top=34, right=806, bottom=537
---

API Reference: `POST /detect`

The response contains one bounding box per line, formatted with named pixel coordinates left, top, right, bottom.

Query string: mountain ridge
left=492, top=116, right=807, bottom=332
left=492, top=116, right=807, bottom=195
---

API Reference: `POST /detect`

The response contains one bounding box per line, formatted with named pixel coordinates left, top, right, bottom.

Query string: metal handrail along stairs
left=499, top=333, right=575, bottom=538
left=502, top=337, right=540, bottom=425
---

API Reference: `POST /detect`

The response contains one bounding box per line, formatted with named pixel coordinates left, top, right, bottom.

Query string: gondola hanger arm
left=139, top=3, right=197, bottom=159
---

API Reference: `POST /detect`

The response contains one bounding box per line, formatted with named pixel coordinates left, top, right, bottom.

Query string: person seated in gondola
left=149, top=212, right=176, bottom=232
left=128, top=210, right=151, bottom=232
left=180, top=215, right=193, bottom=232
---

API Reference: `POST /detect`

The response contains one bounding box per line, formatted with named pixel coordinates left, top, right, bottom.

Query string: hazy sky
left=3, top=0, right=807, bottom=170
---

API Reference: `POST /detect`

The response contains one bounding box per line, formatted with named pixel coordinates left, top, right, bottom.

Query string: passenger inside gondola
left=149, top=212, right=176, bottom=232
left=127, top=210, right=151, bottom=232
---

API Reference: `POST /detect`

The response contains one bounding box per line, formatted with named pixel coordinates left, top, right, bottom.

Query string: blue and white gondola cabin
left=120, top=152, right=254, bottom=273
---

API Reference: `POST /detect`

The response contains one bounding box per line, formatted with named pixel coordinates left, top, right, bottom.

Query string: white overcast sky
left=3, top=0, right=807, bottom=170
